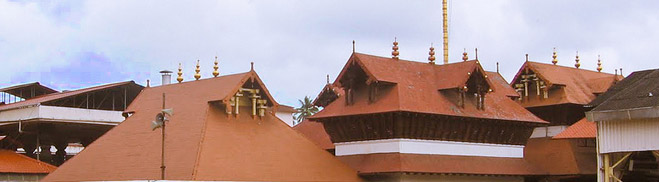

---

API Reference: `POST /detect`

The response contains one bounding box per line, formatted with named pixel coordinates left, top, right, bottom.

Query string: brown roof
left=486, top=71, right=520, bottom=98
left=311, top=53, right=545, bottom=124
left=0, top=150, right=56, bottom=174
left=44, top=71, right=362, bottom=182
left=511, top=61, right=622, bottom=107
left=524, top=137, right=596, bottom=175
left=553, top=118, right=596, bottom=139
left=589, top=69, right=659, bottom=111
left=293, top=120, right=334, bottom=150
left=338, top=153, right=541, bottom=176
left=0, top=81, right=143, bottom=111
left=0, top=82, right=58, bottom=100
left=277, top=104, right=297, bottom=113
left=313, top=83, right=344, bottom=107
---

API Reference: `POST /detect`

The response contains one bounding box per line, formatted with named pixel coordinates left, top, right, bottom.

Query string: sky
left=1, top=0, right=658, bottom=107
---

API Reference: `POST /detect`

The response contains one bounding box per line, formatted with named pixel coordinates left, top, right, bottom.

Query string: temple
left=308, top=42, right=549, bottom=181
left=43, top=66, right=362, bottom=181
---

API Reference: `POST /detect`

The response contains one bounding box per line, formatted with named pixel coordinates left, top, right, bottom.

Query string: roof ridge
left=528, top=61, right=616, bottom=75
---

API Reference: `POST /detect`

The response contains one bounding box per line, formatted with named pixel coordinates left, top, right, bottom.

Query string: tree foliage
left=294, top=96, right=319, bottom=125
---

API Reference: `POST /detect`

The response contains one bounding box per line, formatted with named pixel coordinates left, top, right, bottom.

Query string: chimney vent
left=160, top=70, right=173, bottom=85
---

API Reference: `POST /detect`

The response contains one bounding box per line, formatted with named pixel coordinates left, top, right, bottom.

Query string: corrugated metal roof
left=0, top=82, right=58, bottom=100
left=591, top=69, right=659, bottom=111
left=0, top=81, right=143, bottom=111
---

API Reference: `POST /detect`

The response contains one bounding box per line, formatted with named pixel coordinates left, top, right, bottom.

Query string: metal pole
left=161, top=93, right=166, bottom=180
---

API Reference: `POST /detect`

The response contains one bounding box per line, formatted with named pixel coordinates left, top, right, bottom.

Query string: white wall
left=0, top=105, right=124, bottom=125
left=335, top=138, right=524, bottom=158
left=275, top=111, right=295, bottom=127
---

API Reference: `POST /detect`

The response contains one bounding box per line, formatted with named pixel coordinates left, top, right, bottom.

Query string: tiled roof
left=0, top=150, right=56, bottom=174
left=311, top=53, right=545, bottom=124
left=524, top=137, right=596, bottom=175
left=511, top=61, right=622, bottom=107
left=293, top=120, right=334, bottom=150
left=43, top=71, right=361, bottom=182
left=0, top=81, right=143, bottom=111
left=553, top=118, right=596, bottom=139
left=338, top=153, right=541, bottom=175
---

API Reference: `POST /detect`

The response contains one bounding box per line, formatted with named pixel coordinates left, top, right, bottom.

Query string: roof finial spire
left=552, top=47, right=558, bottom=65
left=177, top=63, right=183, bottom=83
left=352, top=40, right=356, bottom=53
left=597, top=55, right=602, bottom=72
left=475, top=48, right=478, bottom=60
left=525, top=54, right=529, bottom=62
left=326, top=74, right=330, bottom=84
left=615, top=69, right=618, bottom=76
left=620, top=68, right=623, bottom=76
left=496, top=62, right=500, bottom=73
left=194, top=60, right=201, bottom=80
left=147, top=79, right=150, bottom=87
left=574, top=51, right=580, bottom=69
left=428, top=43, right=436, bottom=65
left=462, top=48, right=468, bottom=61
left=392, top=37, right=399, bottom=59
left=213, top=56, right=219, bottom=77
left=251, top=62, right=254, bottom=71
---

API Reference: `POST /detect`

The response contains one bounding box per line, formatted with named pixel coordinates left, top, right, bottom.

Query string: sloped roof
left=311, top=53, right=545, bottom=124
left=338, top=153, right=542, bottom=175
left=524, top=137, right=596, bottom=175
left=0, top=150, right=56, bottom=174
left=313, top=83, right=344, bottom=107
left=43, top=71, right=361, bottom=182
left=589, top=69, right=659, bottom=111
left=511, top=61, right=622, bottom=107
left=293, top=120, right=334, bottom=150
left=486, top=71, right=519, bottom=98
left=0, top=81, right=143, bottom=111
left=553, top=118, right=596, bottom=139
left=0, top=82, right=58, bottom=100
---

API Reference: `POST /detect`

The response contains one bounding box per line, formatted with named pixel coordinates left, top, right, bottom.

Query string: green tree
left=294, top=96, right=319, bottom=124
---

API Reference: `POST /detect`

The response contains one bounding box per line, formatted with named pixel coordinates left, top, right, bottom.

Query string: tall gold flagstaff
left=442, top=0, right=449, bottom=64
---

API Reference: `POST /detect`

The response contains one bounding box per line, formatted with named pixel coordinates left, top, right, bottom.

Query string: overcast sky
left=1, top=0, right=658, bottom=107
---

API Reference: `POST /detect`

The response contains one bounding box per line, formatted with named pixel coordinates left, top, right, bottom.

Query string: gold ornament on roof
left=552, top=48, right=558, bottom=65
left=194, top=60, right=201, bottom=80
left=428, top=44, right=436, bottom=64
left=597, top=55, right=602, bottom=72
left=574, top=52, right=580, bottom=69
left=177, top=63, right=183, bottom=83
left=462, top=49, right=468, bottom=61
left=213, top=56, right=219, bottom=77
left=392, top=38, right=400, bottom=59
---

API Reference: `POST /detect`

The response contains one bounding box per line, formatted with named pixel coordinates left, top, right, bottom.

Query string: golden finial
left=597, top=55, right=602, bottom=72
left=392, top=37, right=399, bottom=59
left=177, top=63, right=183, bottom=83
left=552, top=47, right=558, bottom=65
left=194, top=60, right=201, bottom=80
left=462, top=48, right=468, bottom=61
left=213, top=56, right=219, bottom=77
left=574, top=51, right=580, bottom=69
left=428, top=43, right=436, bottom=64
left=442, top=0, right=448, bottom=64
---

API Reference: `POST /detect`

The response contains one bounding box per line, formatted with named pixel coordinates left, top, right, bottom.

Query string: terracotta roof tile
left=0, top=150, right=56, bottom=174
left=338, top=153, right=542, bottom=175
left=512, top=61, right=622, bottom=107
left=312, top=53, right=545, bottom=124
left=524, top=137, right=596, bottom=175
left=293, top=120, right=334, bottom=150
left=553, top=118, right=596, bottom=139
left=43, top=71, right=361, bottom=182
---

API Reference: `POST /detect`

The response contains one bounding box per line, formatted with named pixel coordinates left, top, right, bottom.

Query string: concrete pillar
left=38, top=145, right=52, bottom=164
left=53, top=141, right=67, bottom=166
